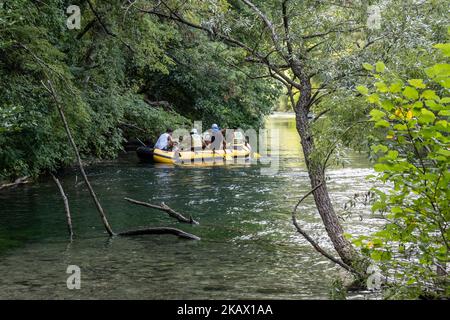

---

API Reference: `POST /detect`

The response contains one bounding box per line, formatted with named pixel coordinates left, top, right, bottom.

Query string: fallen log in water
left=0, top=176, right=31, bottom=190
left=124, top=197, right=199, bottom=225
left=117, top=227, right=200, bottom=240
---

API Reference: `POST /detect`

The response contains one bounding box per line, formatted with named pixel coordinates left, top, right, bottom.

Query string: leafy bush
left=354, top=41, right=449, bottom=298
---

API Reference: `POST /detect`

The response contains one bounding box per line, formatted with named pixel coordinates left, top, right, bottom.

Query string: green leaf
left=393, top=123, right=407, bottom=130
left=425, top=63, right=450, bottom=78
left=419, top=108, right=436, bottom=124
left=370, top=250, right=383, bottom=261
left=408, top=79, right=426, bottom=89
left=370, top=109, right=386, bottom=121
left=381, top=100, right=394, bottom=111
left=371, top=144, right=388, bottom=153
left=403, top=86, right=419, bottom=100
left=375, top=61, right=386, bottom=73
left=389, top=81, right=403, bottom=93
left=375, top=119, right=390, bottom=128
left=375, top=82, right=388, bottom=92
left=368, top=93, right=380, bottom=104
left=356, top=85, right=369, bottom=95
left=375, top=120, right=391, bottom=128
left=438, top=109, right=450, bottom=116
left=385, top=150, right=399, bottom=160
left=374, top=163, right=389, bottom=172
left=421, top=90, right=439, bottom=100
left=425, top=100, right=443, bottom=111
left=434, top=43, right=450, bottom=57
left=436, top=148, right=450, bottom=157
left=363, top=63, right=374, bottom=71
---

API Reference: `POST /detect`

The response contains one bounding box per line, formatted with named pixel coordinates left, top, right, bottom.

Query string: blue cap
left=211, top=124, right=219, bottom=131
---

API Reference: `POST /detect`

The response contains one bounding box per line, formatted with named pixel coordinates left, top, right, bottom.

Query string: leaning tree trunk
left=293, top=75, right=363, bottom=270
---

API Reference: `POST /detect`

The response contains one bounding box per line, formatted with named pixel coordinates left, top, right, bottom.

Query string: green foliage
left=354, top=42, right=450, bottom=298
left=141, top=37, right=280, bottom=129
left=0, top=0, right=278, bottom=180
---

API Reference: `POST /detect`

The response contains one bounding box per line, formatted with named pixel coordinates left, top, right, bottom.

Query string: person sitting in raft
left=154, top=128, right=174, bottom=151
left=207, top=124, right=225, bottom=152
left=190, top=128, right=204, bottom=151
left=180, top=128, right=204, bottom=152
left=245, top=135, right=252, bottom=153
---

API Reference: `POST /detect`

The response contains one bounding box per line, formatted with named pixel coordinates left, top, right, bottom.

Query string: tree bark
left=293, top=74, right=362, bottom=269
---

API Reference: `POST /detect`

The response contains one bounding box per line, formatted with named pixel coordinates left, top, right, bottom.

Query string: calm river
left=0, top=114, right=380, bottom=299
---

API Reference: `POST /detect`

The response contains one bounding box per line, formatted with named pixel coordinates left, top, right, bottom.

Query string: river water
left=0, top=114, right=380, bottom=299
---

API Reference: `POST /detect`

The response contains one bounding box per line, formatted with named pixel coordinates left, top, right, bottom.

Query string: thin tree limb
left=124, top=197, right=199, bottom=225
left=43, top=79, right=115, bottom=236
left=292, top=182, right=355, bottom=273
left=86, top=0, right=134, bottom=52
left=241, top=0, right=285, bottom=60
left=51, top=173, right=74, bottom=240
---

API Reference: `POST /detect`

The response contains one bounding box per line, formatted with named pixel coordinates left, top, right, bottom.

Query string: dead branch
left=143, top=99, right=171, bottom=108
left=292, top=182, right=355, bottom=274
left=44, top=79, right=115, bottom=236
left=51, top=173, right=74, bottom=240
left=0, top=176, right=31, bottom=190
left=124, top=197, right=199, bottom=225
left=118, top=227, right=200, bottom=240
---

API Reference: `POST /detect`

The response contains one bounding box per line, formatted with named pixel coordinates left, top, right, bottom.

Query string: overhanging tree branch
left=241, top=0, right=286, bottom=60
left=137, top=2, right=302, bottom=90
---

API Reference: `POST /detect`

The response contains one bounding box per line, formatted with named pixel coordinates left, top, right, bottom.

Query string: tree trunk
left=293, top=76, right=362, bottom=269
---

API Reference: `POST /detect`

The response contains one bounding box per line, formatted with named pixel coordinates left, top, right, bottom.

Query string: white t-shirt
left=155, top=133, right=170, bottom=150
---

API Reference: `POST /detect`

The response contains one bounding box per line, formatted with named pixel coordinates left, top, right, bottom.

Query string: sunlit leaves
left=402, top=86, right=419, bottom=100
left=408, top=79, right=426, bottom=89
left=356, top=85, right=369, bottom=95
left=369, top=109, right=385, bottom=121
left=375, top=61, right=386, bottom=73
left=421, top=90, right=438, bottom=100
left=359, top=41, right=450, bottom=298
left=434, top=43, right=450, bottom=57
left=363, top=63, right=374, bottom=71
left=419, top=108, right=436, bottom=124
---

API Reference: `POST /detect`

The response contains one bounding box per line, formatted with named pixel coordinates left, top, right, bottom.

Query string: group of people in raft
left=154, top=124, right=251, bottom=153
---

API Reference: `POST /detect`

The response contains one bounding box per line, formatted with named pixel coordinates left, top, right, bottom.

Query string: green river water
left=0, top=114, right=381, bottom=299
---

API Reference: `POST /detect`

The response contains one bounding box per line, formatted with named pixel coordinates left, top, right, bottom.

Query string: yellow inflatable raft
left=153, top=145, right=258, bottom=164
